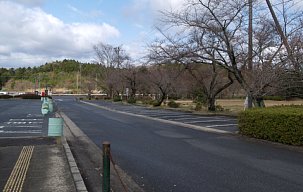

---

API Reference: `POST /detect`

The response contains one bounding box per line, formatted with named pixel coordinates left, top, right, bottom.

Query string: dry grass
left=175, top=99, right=303, bottom=114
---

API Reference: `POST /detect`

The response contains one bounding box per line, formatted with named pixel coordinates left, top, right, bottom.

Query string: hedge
left=0, top=95, right=13, bottom=99
left=167, top=100, right=180, bottom=108
left=20, top=94, right=41, bottom=99
left=238, top=106, right=303, bottom=145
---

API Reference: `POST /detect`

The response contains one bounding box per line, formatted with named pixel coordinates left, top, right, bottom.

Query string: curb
left=56, top=112, right=88, bottom=192
left=62, top=136, right=88, bottom=192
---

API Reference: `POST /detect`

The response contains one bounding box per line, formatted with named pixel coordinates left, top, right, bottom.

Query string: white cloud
left=128, top=0, right=185, bottom=13
left=0, top=1, right=120, bottom=68
left=121, top=0, right=186, bottom=63
left=149, top=0, right=185, bottom=12
left=0, top=0, right=45, bottom=6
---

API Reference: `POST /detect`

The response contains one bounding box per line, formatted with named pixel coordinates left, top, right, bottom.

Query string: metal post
left=103, top=141, right=110, bottom=192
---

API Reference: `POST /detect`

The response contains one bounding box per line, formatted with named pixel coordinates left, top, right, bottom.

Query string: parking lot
left=0, top=99, right=48, bottom=138
left=81, top=100, right=238, bottom=133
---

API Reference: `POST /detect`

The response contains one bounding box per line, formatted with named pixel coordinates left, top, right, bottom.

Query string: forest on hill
left=0, top=59, right=103, bottom=93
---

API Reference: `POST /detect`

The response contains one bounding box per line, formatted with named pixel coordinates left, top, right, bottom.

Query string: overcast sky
left=0, top=0, right=185, bottom=68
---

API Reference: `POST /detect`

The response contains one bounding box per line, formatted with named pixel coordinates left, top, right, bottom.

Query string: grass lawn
left=174, top=99, right=303, bottom=114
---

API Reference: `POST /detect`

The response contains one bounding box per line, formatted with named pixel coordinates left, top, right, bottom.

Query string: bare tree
left=150, top=0, right=303, bottom=109
left=121, top=64, right=140, bottom=100
left=147, top=63, right=183, bottom=106
left=93, top=43, right=130, bottom=68
left=94, top=43, right=131, bottom=98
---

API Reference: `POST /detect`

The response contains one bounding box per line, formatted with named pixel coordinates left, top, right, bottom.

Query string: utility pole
left=114, top=46, right=120, bottom=68
left=245, top=0, right=254, bottom=109
left=265, top=0, right=297, bottom=69
left=76, top=71, right=79, bottom=94
left=79, top=64, right=82, bottom=94
left=248, top=0, right=253, bottom=71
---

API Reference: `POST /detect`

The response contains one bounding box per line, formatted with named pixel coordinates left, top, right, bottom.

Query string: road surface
left=56, top=96, right=303, bottom=192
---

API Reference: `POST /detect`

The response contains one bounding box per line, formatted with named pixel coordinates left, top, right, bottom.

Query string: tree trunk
left=247, top=91, right=253, bottom=108
left=208, top=97, right=216, bottom=111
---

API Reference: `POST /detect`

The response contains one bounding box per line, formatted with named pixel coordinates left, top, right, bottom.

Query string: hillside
left=0, top=59, right=104, bottom=93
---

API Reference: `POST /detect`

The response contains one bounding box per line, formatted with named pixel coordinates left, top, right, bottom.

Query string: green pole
left=103, top=141, right=110, bottom=192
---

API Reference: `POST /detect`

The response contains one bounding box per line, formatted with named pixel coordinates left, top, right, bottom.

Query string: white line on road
left=151, top=114, right=191, bottom=117
left=3, top=125, right=42, bottom=128
left=206, top=124, right=238, bottom=128
left=0, top=130, right=42, bottom=134
left=9, top=119, right=43, bottom=121
left=172, top=116, right=226, bottom=121
left=184, top=119, right=236, bottom=124
left=0, top=126, right=4, bottom=129
left=6, top=122, right=43, bottom=125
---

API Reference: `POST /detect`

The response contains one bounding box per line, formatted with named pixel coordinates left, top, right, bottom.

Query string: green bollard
left=48, top=118, right=63, bottom=137
left=103, top=142, right=110, bottom=192
left=41, top=101, right=49, bottom=115
left=48, top=99, right=54, bottom=113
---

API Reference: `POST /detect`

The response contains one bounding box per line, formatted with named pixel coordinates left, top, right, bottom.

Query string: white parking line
left=9, top=119, right=43, bottom=121
left=151, top=114, right=192, bottom=118
left=0, top=126, right=4, bottom=129
left=3, top=125, right=42, bottom=128
left=0, top=130, right=42, bottom=134
left=206, top=124, right=238, bottom=128
left=5, top=121, right=43, bottom=125
left=184, top=119, right=236, bottom=124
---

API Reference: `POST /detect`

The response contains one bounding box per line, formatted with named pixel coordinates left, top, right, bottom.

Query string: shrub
left=195, top=102, right=203, bottom=111
left=127, top=97, right=136, bottom=104
left=238, top=106, right=303, bottom=145
left=215, top=105, right=225, bottom=112
left=152, top=100, right=161, bottom=107
left=141, top=98, right=154, bottom=105
left=103, top=97, right=111, bottom=100
left=0, top=94, right=12, bottom=99
left=113, top=96, right=122, bottom=102
left=21, top=94, right=41, bottom=99
left=263, top=95, right=285, bottom=101
left=167, top=100, right=180, bottom=108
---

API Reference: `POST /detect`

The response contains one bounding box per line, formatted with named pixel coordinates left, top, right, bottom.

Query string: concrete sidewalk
left=0, top=137, right=86, bottom=192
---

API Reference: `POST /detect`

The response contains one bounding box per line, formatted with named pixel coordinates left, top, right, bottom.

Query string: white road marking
left=172, top=116, right=226, bottom=121
left=206, top=124, right=238, bottom=128
left=27, top=114, right=43, bottom=117
left=149, top=114, right=193, bottom=118
left=0, top=130, right=42, bottom=134
left=6, top=122, right=42, bottom=125
left=0, top=126, right=4, bottom=129
left=9, top=119, right=43, bottom=121
left=4, top=125, right=41, bottom=128
left=184, top=119, right=236, bottom=124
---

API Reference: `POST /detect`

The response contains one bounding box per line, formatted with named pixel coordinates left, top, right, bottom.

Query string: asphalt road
left=56, top=96, right=303, bottom=192
left=86, top=100, right=238, bottom=133
left=0, top=99, right=48, bottom=137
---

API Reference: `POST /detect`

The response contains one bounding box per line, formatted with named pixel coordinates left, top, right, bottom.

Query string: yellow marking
left=3, top=146, right=34, bottom=192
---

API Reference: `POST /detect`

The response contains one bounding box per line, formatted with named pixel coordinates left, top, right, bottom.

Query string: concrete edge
left=62, top=137, right=88, bottom=192
left=80, top=100, right=235, bottom=135
left=56, top=113, right=88, bottom=192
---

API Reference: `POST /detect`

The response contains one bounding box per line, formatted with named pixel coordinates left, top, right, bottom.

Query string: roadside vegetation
left=239, top=106, right=303, bottom=145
